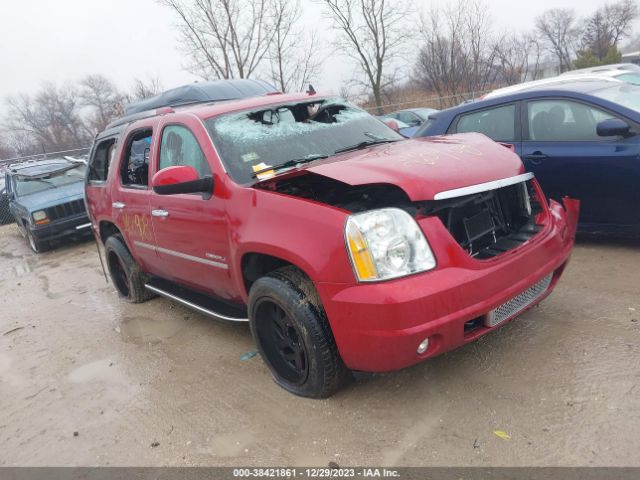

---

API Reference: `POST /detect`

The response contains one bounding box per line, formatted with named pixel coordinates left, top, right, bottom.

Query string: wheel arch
left=99, top=220, right=124, bottom=245
left=240, top=251, right=316, bottom=299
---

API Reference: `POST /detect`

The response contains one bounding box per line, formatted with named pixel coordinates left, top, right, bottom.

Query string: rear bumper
left=317, top=198, right=579, bottom=372
left=30, top=213, right=92, bottom=242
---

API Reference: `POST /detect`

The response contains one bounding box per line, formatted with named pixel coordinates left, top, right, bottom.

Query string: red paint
left=305, top=134, right=525, bottom=201
left=152, top=165, right=199, bottom=187
left=85, top=93, right=579, bottom=373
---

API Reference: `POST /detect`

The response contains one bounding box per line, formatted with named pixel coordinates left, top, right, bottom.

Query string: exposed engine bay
left=257, top=173, right=544, bottom=259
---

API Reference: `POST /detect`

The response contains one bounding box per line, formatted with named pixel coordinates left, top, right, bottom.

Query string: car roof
left=124, top=79, right=278, bottom=115
left=562, top=63, right=640, bottom=75
left=484, top=76, right=622, bottom=99
left=104, top=79, right=281, bottom=131
left=117, top=92, right=327, bottom=128
left=8, top=158, right=81, bottom=177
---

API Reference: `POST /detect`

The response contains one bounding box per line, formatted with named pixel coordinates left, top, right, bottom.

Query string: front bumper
left=30, top=213, right=92, bottom=242
left=317, top=198, right=579, bottom=372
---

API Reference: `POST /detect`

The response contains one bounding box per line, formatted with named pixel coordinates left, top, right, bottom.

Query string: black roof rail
left=105, top=79, right=279, bottom=130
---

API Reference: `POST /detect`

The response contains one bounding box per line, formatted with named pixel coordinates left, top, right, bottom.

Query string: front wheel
left=27, top=230, right=49, bottom=253
left=248, top=267, right=349, bottom=398
left=104, top=235, right=154, bottom=303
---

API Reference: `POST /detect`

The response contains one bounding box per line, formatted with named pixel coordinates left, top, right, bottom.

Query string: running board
left=144, top=280, right=248, bottom=322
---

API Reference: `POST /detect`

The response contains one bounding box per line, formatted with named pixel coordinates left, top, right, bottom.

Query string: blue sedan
left=414, top=79, right=640, bottom=234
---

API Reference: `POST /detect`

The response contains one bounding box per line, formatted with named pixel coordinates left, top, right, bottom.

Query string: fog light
left=417, top=337, right=430, bottom=355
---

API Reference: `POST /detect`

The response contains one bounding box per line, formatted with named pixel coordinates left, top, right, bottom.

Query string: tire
left=27, top=229, right=49, bottom=253
left=104, top=235, right=154, bottom=303
left=248, top=266, right=349, bottom=398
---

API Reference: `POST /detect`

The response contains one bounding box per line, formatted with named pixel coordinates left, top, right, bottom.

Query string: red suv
left=85, top=81, right=579, bottom=398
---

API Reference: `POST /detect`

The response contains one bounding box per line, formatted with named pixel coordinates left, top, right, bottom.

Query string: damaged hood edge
left=254, top=133, right=525, bottom=201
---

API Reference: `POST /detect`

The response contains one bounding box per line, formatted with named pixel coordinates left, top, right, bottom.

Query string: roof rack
left=105, top=79, right=279, bottom=130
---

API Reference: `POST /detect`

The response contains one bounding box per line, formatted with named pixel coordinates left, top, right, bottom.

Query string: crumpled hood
left=16, top=181, right=84, bottom=211
left=305, top=133, right=524, bottom=201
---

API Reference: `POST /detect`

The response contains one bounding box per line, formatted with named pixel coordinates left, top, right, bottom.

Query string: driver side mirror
left=597, top=118, right=631, bottom=137
left=152, top=165, right=213, bottom=196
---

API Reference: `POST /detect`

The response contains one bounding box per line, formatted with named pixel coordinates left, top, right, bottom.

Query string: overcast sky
left=0, top=0, right=621, bottom=100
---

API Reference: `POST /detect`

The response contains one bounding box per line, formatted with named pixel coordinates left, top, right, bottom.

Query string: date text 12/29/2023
left=233, top=468, right=400, bottom=478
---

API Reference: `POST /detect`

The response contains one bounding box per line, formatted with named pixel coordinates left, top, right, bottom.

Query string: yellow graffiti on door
left=123, top=213, right=151, bottom=240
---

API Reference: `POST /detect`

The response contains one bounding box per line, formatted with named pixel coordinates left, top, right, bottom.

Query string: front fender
left=229, top=188, right=356, bottom=300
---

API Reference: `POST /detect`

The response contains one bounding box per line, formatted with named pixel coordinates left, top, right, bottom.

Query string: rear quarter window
left=88, top=137, right=117, bottom=183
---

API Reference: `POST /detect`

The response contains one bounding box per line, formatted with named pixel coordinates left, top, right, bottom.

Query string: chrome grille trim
left=434, top=173, right=534, bottom=200
left=485, top=273, right=553, bottom=327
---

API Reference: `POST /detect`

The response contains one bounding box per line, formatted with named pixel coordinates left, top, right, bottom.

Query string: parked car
left=482, top=75, right=623, bottom=100
left=385, top=107, right=439, bottom=126
left=5, top=159, right=91, bottom=252
left=86, top=80, right=578, bottom=398
left=562, top=69, right=640, bottom=86
left=561, top=62, right=640, bottom=76
left=415, top=79, right=640, bottom=234
left=377, top=116, right=419, bottom=137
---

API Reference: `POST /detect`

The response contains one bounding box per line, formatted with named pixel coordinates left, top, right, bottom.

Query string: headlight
left=32, top=210, right=48, bottom=222
left=345, top=208, right=436, bottom=282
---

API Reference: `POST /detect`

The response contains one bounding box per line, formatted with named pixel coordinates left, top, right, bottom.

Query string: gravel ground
left=0, top=223, right=638, bottom=467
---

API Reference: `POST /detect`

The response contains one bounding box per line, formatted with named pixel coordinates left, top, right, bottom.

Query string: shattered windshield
left=204, top=98, right=402, bottom=184
left=15, top=164, right=86, bottom=197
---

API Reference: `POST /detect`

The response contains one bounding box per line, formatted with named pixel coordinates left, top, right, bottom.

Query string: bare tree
left=269, top=0, right=323, bottom=92
left=319, top=0, right=413, bottom=114
left=414, top=0, right=499, bottom=108
left=579, top=0, right=639, bottom=61
left=494, top=33, right=543, bottom=85
left=535, top=8, right=579, bottom=73
left=159, top=0, right=280, bottom=80
left=79, top=74, right=125, bottom=133
left=5, top=83, right=91, bottom=154
left=0, top=133, right=16, bottom=160
left=130, top=77, right=164, bottom=101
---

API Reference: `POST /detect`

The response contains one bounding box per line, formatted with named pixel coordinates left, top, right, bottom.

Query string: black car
left=5, top=159, right=91, bottom=252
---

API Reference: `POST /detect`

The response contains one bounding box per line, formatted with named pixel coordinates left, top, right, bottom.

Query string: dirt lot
left=0, top=223, right=638, bottom=467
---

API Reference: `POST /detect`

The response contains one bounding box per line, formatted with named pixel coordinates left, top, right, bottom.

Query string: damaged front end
left=256, top=170, right=566, bottom=261
left=419, top=173, right=546, bottom=259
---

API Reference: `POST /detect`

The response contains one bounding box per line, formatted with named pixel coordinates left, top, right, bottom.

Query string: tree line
left=1, top=0, right=638, bottom=159
left=0, top=77, right=162, bottom=160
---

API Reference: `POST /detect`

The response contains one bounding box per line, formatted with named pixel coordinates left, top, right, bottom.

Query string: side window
left=88, top=137, right=117, bottom=183
left=158, top=125, right=211, bottom=178
left=121, top=129, right=152, bottom=187
left=527, top=100, right=617, bottom=141
left=397, top=112, right=419, bottom=125
left=455, top=104, right=516, bottom=142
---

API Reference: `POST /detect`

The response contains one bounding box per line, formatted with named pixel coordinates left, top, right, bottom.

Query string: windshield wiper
left=334, top=134, right=398, bottom=154
left=251, top=153, right=329, bottom=178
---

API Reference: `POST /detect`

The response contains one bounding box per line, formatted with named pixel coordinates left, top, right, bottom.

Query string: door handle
left=151, top=209, right=169, bottom=218
left=524, top=152, right=549, bottom=165
left=112, top=202, right=126, bottom=209
left=523, top=152, right=549, bottom=165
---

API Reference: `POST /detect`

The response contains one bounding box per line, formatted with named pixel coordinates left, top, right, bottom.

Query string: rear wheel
left=248, top=267, right=349, bottom=398
left=104, top=235, right=154, bottom=303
